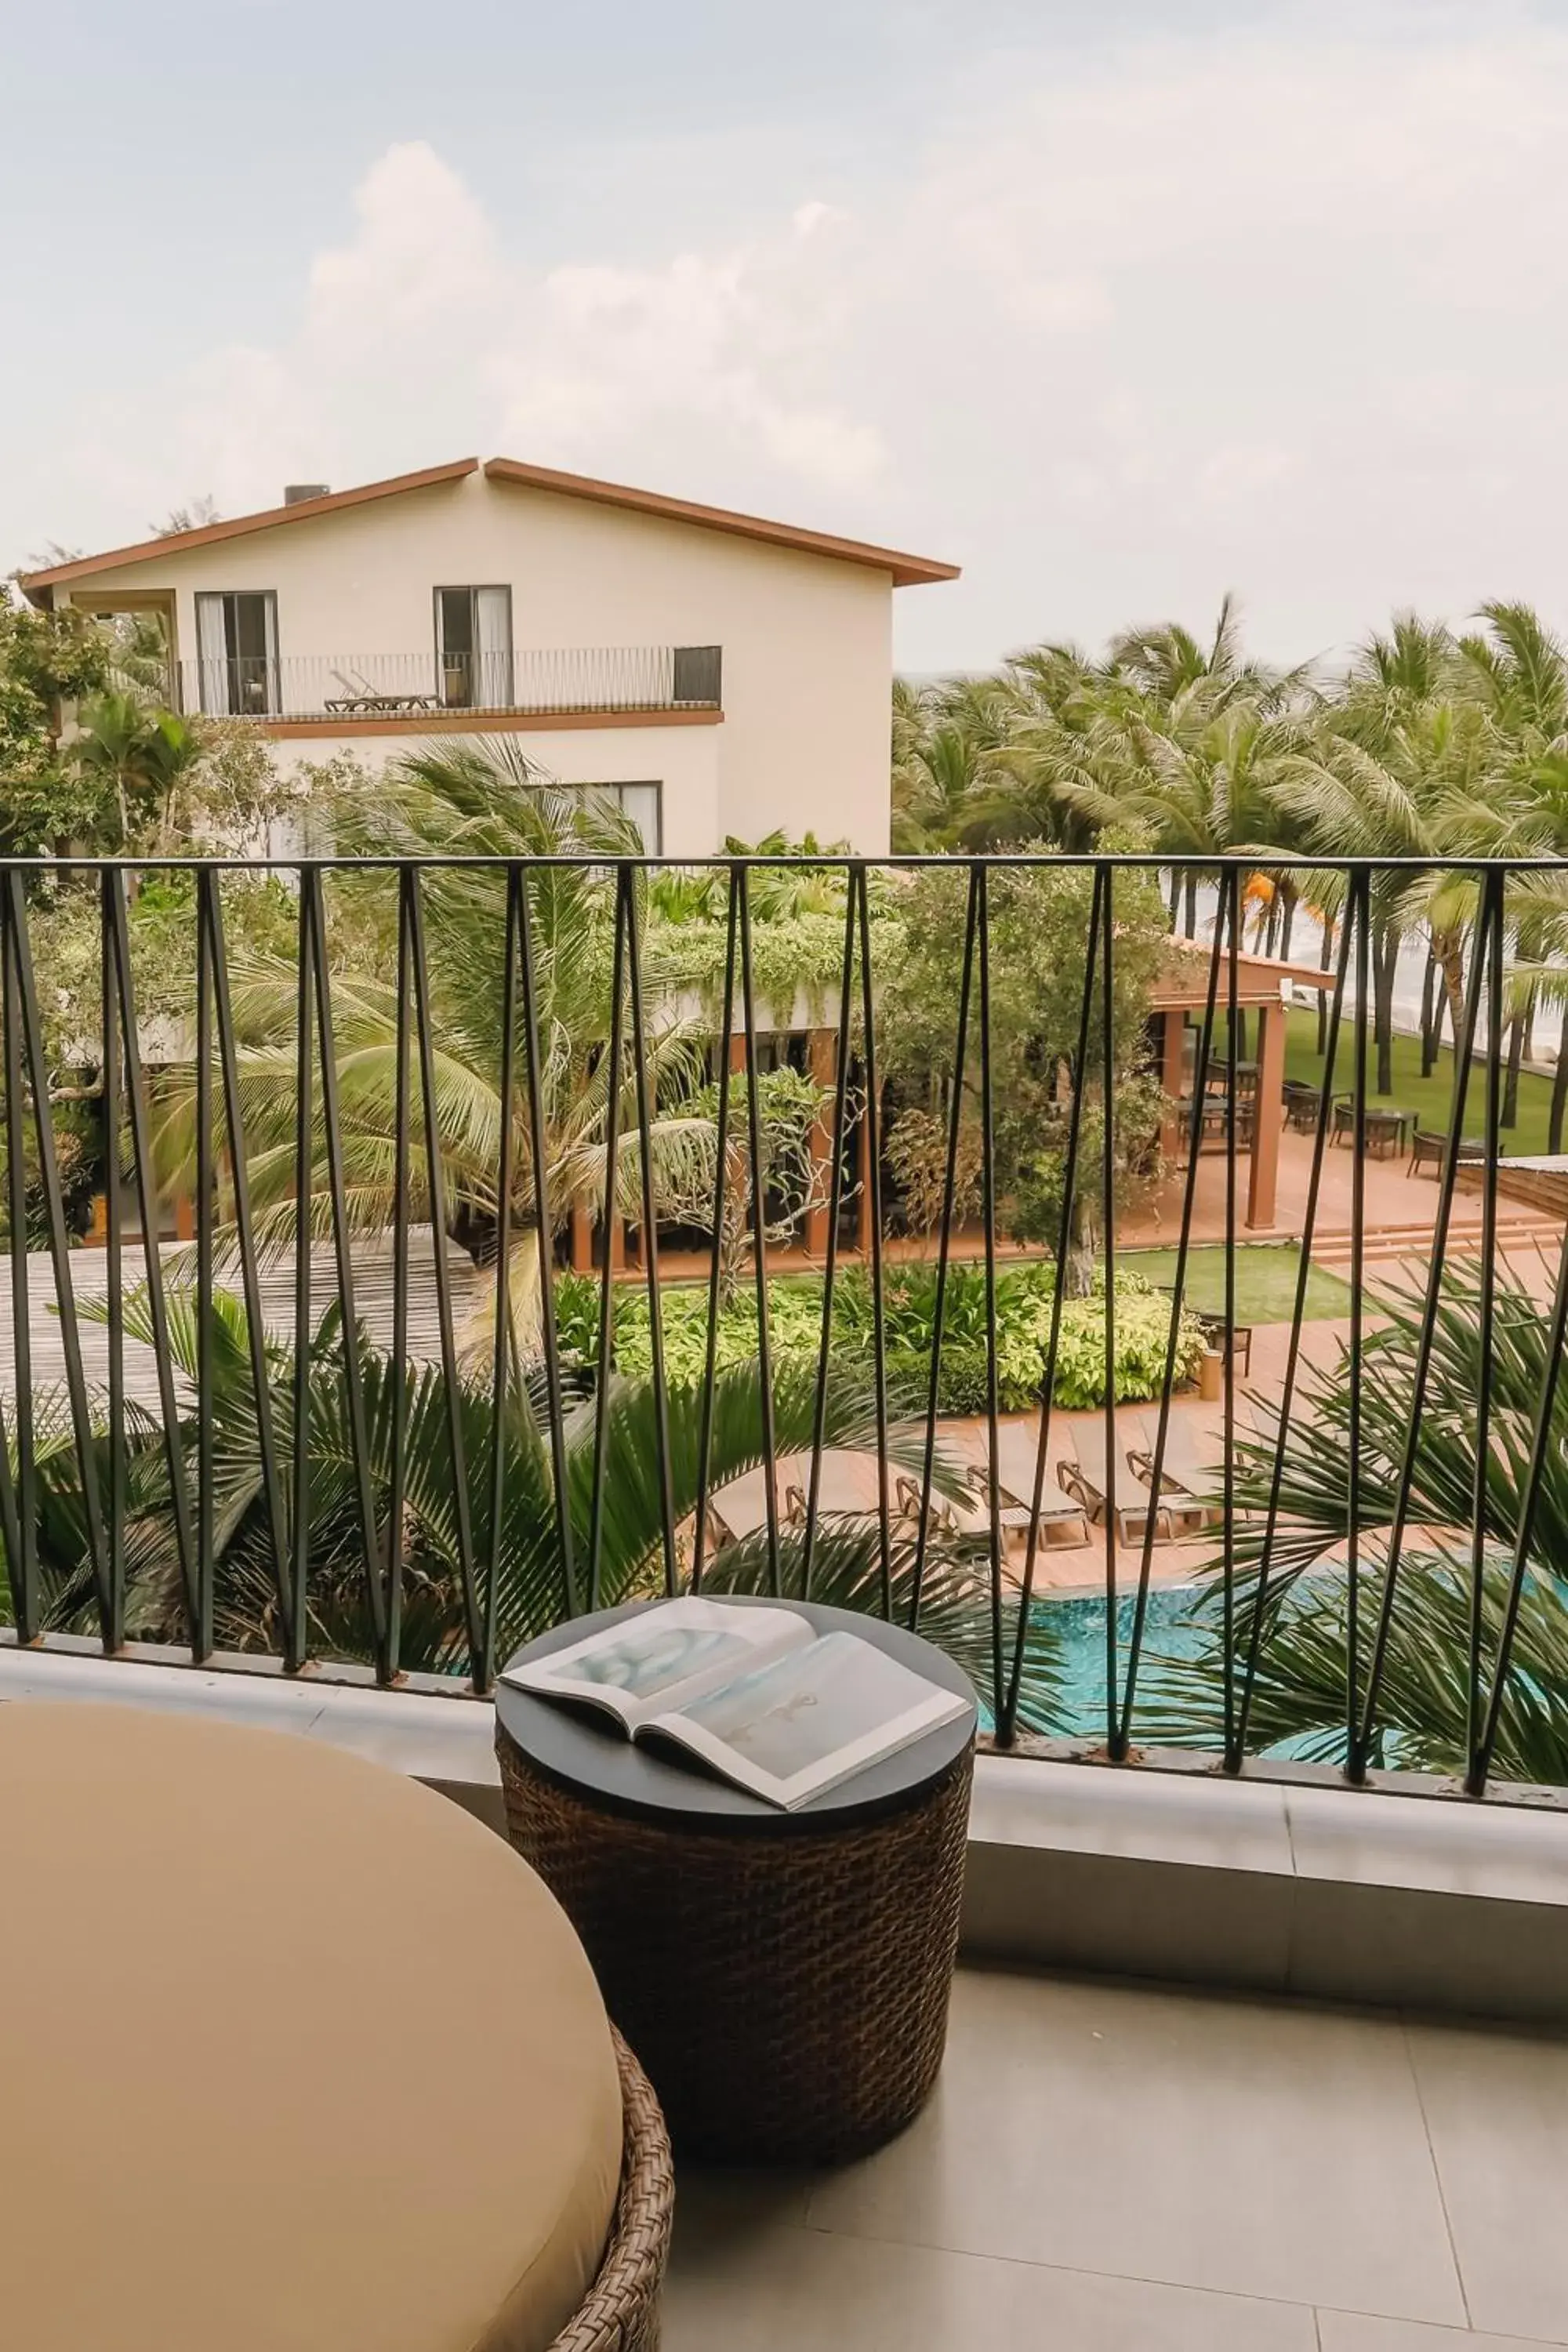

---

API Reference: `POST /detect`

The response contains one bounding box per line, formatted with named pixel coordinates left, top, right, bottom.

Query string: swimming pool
left=1032, top=1584, right=1209, bottom=1740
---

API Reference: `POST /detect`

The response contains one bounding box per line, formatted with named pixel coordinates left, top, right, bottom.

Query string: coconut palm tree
left=1142, top=1265, right=1568, bottom=1781
left=155, top=749, right=719, bottom=1347
left=11, top=1278, right=1062, bottom=1726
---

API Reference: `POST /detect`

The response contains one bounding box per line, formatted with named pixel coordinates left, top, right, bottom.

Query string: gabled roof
left=483, top=456, right=959, bottom=585
left=20, top=459, right=481, bottom=593
left=20, top=451, right=960, bottom=597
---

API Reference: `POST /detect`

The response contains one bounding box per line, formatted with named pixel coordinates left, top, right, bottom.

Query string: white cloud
left=27, top=9, right=1568, bottom=672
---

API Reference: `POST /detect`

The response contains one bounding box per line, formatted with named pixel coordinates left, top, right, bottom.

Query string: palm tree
left=72, top=689, right=201, bottom=850
left=155, top=749, right=719, bottom=1346
left=12, top=1279, right=1061, bottom=1726
left=1143, top=1265, right=1568, bottom=1780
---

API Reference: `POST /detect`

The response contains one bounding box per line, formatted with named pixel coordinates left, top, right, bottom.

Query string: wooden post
left=1160, top=1008, right=1187, bottom=1160
left=804, top=1027, right=836, bottom=1258
left=570, top=1203, right=593, bottom=1273
left=1247, top=998, right=1286, bottom=1230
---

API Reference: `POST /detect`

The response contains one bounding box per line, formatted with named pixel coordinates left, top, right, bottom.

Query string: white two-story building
left=21, top=456, right=957, bottom=855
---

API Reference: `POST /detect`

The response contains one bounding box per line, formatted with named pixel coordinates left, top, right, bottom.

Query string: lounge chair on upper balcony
left=1055, top=1416, right=1172, bottom=1546
left=1126, top=1410, right=1221, bottom=1536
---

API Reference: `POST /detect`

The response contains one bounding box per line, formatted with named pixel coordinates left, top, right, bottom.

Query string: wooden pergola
left=1149, top=942, right=1332, bottom=1231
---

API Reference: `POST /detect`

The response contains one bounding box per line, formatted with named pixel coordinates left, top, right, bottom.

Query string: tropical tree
left=156, top=749, right=722, bottom=1348
left=1145, top=1265, right=1568, bottom=1780
left=6, top=1278, right=1061, bottom=1725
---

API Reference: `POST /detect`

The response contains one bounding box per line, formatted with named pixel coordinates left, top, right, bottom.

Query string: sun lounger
left=1055, top=1417, right=1171, bottom=1546
left=1125, top=1411, right=1221, bottom=1536
left=984, top=1421, right=1091, bottom=1548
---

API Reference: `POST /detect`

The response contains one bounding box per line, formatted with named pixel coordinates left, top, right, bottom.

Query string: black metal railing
left=162, top=645, right=722, bottom=721
left=3, top=851, right=1568, bottom=1805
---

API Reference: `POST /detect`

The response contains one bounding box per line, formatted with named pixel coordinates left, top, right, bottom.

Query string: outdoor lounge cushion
left=0, top=1700, right=622, bottom=2352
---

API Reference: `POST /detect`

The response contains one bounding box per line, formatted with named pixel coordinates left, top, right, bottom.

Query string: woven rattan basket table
left=495, top=1598, right=977, bottom=2165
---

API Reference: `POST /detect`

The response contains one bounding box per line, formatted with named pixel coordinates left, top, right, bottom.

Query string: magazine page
left=643, top=1631, right=972, bottom=1808
left=501, top=1596, right=815, bottom=1730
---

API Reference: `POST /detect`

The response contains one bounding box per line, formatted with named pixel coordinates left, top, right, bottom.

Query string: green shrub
left=554, top=1258, right=1203, bottom=1412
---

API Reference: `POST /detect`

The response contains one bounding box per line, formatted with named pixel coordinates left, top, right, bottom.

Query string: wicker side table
left=496, top=1599, right=977, bottom=2165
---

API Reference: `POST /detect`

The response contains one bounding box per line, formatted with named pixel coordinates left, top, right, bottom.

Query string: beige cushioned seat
left=0, top=1701, right=622, bottom=2352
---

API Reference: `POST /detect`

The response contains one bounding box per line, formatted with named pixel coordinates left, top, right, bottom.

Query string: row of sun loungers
left=708, top=1413, right=1220, bottom=1554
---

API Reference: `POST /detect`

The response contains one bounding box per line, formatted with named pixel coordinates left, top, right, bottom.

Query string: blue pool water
left=1033, top=1584, right=1209, bottom=1740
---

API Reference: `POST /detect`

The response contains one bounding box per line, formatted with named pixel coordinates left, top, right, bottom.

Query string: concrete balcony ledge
left=6, top=1639, right=1568, bottom=2026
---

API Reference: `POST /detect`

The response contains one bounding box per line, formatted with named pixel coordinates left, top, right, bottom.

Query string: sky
left=7, top=0, right=1568, bottom=673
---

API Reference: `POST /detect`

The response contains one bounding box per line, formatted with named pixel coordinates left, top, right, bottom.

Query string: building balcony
left=157, top=642, right=723, bottom=728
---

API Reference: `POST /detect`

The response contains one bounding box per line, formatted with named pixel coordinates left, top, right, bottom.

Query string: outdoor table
left=495, top=1595, right=977, bottom=2164
left=1334, top=1100, right=1413, bottom=1157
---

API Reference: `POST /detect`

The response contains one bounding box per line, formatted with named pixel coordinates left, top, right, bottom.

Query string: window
left=194, top=591, right=278, bottom=715
left=565, top=782, right=662, bottom=852
left=672, top=644, right=722, bottom=706
left=435, top=586, right=513, bottom=709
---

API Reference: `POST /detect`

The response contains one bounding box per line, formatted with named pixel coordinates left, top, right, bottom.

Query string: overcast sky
left=8, top=1, right=1568, bottom=673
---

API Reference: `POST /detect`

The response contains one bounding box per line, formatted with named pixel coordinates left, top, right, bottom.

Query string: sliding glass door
left=194, top=591, right=279, bottom=715
left=435, top=586, right=514, bottom=710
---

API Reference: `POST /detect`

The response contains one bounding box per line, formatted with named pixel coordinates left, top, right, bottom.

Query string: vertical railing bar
left=290, top=873, right=314, bottom=1669
left=205, top=876, right=293, bottom=1654
left=622, top=863, right=679, bottom=1598
left=1101, top=864, right=1119, bottom=1747
left=1114, top=863, right=1227, bottom=1749
left=1468, top=880, right=1504, bottom=1774
left=516, top=866, right=578, bottom=1620
left=737, top=866, right=782, bottom=1596
left=855, top=866, right=895, bottom=1620
left=3, top=869, right=110, bottom=1635
left=107, top=869, right=199, bottom=1645
left=1000, top=865, right=1105, bottom=1740
left=691, top=872, right=738, bottom=1592
left=1, top=880, right=35, bottom=1642
left=1222, top=866, right=1240, bottom=1755
left=485, top=866, right=520, bottom=1676
left=101, top=873, right=125, bottom=1652
left=406, top=871, right=483, bottom=1681
left=387, top=872, right=414, bottom=1675
left=1354, top=867, right=1497, bottom=1773
left=1233, top=878, right=1356, bottom=1759
left=306, top=866, right=389, bottom=1672
left=802, top=877, right=860, bottom=1595
left=1346, top=866, right=1370, bottom=1768
left=586, top=869, right=628, bottom=1613
left=976, top=866, right=1005, bottom=1722
left=194, top=868, right=216, bottom=1661
left=910, top=864, right=980, bottom=1630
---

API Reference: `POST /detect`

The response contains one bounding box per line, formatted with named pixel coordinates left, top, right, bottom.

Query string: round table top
left=496, top=1595, right=978, bottom=1832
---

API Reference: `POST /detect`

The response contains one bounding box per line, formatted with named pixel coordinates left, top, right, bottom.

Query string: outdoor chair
left=1054, top=1418, right=1171, bottom=1546
left=1126, top=1410, right=1222, bottom=1535
left=985, top=1420, right=1092, bottom=1547
left=894, top=1468, right=1029, bottom=1542
left=1408, top=1128, right=1486, bottom=1181
left=1196, top=1312, right=1254, bottom=1380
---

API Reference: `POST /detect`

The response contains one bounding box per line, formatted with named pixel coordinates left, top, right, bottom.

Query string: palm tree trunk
left=1182, top=873, right=1198, bottom=938
left=1317, top=916, right=1334, bottom=1055
left=1502, top=999, right=1530, bottom=1131
left=1419, top=949, right=1439, bottom=1077
left=1549, top=1001, right=1568, bottom=1154
left=1373, top=924, right=1399, bottom=1098
left=1279, top=891, right=1296, bottom=963
left=1167, top=870, right=1180, bottom=926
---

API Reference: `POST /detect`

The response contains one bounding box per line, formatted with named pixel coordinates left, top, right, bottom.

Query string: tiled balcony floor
left=666, top=1965, right=1568, bottom=2350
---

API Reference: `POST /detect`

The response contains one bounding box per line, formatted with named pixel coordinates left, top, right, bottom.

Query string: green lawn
left=1278, top=1009, right=1559, bottom=1156
left=1124, top=1242, right=1352, bottom=1324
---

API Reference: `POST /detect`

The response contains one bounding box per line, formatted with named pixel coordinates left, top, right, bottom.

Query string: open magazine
left=502, top=1596, right=973, bottom=1810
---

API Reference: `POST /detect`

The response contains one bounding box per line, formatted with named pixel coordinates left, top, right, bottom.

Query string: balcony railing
left=161, top=644, right=722, bottom=721
left=3, top=851, right=1568, bottom=1810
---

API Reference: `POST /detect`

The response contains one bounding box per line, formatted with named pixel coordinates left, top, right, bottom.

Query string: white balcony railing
left=166, top=644, right=722, bottom=721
